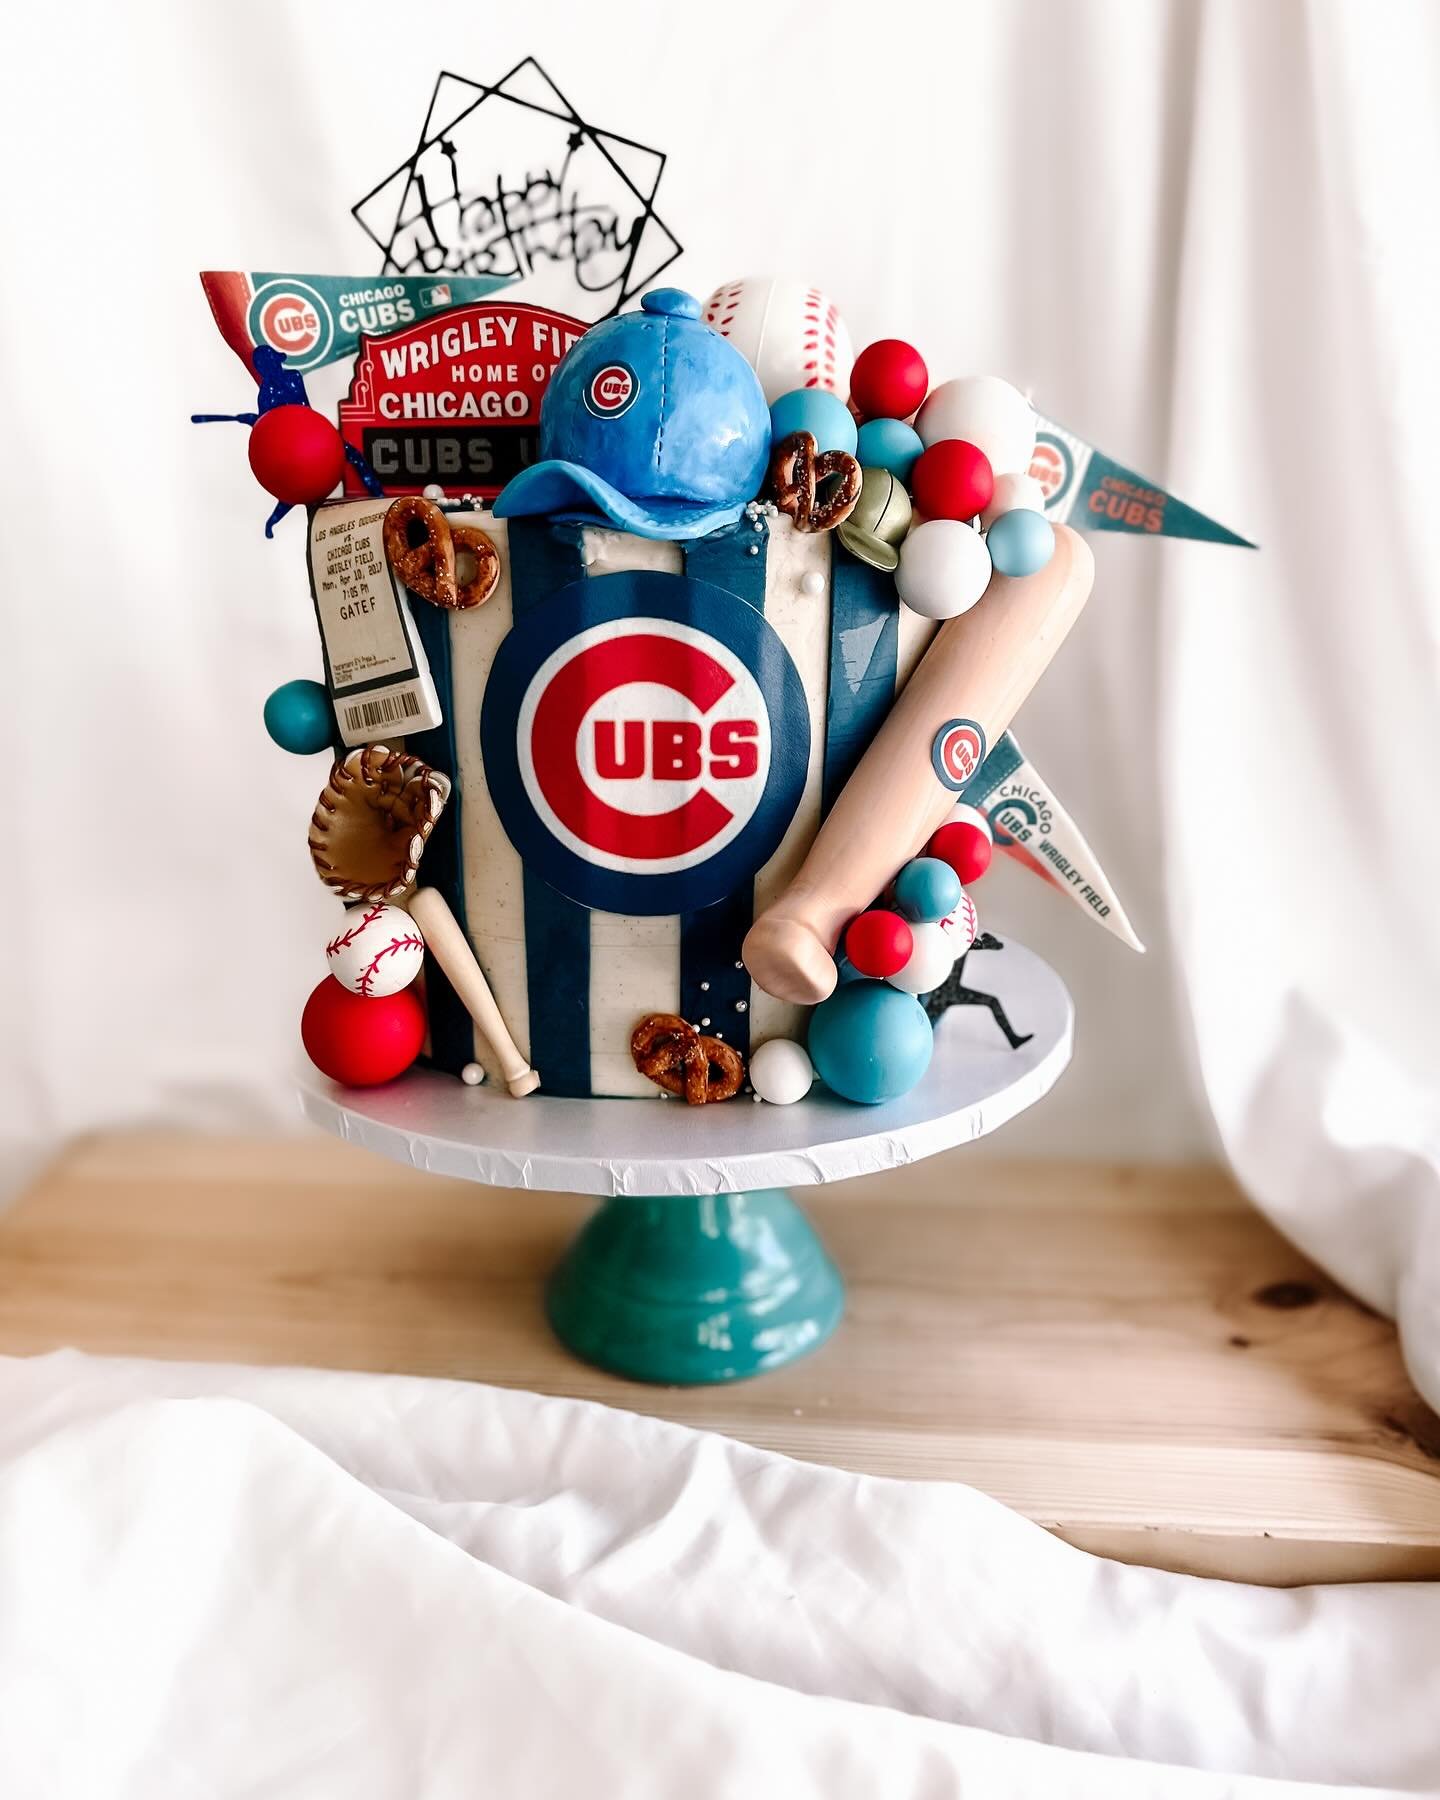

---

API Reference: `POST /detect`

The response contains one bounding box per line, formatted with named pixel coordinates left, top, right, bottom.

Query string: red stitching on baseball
left=355, top=933, right=425, bottom=997
left=325, top=904, right=387, bottom=958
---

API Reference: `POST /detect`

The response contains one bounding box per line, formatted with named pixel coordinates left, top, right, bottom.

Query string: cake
left=195, top=268, right=1214, bottom=1109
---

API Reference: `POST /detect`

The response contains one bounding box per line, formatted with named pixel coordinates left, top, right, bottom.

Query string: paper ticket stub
left=962, top=732, right=1144, bottom=951
left=201, top=271, right=516, bottom=377
left=307, top=501, right=443, bottom=748
left=1030, top=414, right=1254, bottom=548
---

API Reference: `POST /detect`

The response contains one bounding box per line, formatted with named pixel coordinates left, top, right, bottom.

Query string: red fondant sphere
left=911, top=439, right=994, bottom=522
left=248, top=405, right=347, bottom=505
left=844, top=908, right=915, bottom=979
left=301, top=977, right=426, bottom=1087
left=849, top=340, right=929, bottom=422
left=929, top=820, right=994, bottom=885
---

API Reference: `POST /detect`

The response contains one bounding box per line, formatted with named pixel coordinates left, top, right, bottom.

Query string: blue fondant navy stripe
left=506, top=517, right=594, bottom=1098
left=821, top=553, right=899, bottom=818
left=677, top=517, right=770, bottom=1058
left=405, top=602, right=474, bottom=1077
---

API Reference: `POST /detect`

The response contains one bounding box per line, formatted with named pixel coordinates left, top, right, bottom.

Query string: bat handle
left=408, top=888, right=541, bottom=1097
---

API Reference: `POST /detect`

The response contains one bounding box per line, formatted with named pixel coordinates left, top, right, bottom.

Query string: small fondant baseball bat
left=743, top=524, right=1095, bottom=1005
left=408, top=888, right=541, bottom=1097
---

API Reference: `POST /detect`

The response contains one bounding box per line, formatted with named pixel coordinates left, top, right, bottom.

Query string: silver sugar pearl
left=735, top=1000, right=748, bottom=1013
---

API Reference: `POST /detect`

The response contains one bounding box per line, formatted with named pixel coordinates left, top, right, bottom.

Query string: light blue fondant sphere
left=986, top=507, right=1055, bottom=578
left=769, top=387, right=858, bottom=457
left=263, top=679, right=333, bottom=755
left=894, top=856, right=963, bottom=923
left=855, top=416, right=924, bottom=482
left=808, top=979, right=934, bottom=1105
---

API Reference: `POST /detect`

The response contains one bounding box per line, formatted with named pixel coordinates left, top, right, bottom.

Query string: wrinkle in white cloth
left=0, top=1352, right=1433, bottom=1798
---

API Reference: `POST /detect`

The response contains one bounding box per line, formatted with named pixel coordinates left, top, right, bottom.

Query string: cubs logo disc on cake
left=481, top=569, right=811, bottom=916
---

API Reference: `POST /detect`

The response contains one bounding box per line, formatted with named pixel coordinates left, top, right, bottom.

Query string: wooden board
left=1, top=1134, right=1437, bottom=1586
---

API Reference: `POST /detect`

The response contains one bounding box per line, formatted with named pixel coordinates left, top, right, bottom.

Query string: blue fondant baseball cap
left=493, top=289, right=771, bottom=540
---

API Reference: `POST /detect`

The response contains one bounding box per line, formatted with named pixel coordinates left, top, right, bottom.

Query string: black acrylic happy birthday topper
left=353, top=59, right=682, bottom=323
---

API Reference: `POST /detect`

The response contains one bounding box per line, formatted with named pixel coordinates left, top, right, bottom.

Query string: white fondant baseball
left=947, top=801, right=994, bottom=842
left=886, top=920, right=956, bottom=995
left=981, top=470, right=1046, bottom=529
left=702, top=277, right=855, bottom=405
left=938, top=892, right=980, bottom=955
left=895, top=519, right=992, bottom=619
left=325, top=902, right=425, bottom=998
left=917, top=376, right=1036, bottom=475
left=749, top=1037, right=815, bottom=1105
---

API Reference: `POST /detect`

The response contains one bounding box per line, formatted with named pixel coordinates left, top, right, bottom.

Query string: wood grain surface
left=1, top=1134, right=1437, bottom=1586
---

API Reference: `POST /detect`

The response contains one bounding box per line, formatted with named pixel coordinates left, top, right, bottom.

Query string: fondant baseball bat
left=743, top=524, right=1095, bottom=1005
left=408, top=887, right=541, bottom=1097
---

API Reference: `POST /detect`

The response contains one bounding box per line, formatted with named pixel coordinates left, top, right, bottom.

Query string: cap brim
left=836, top=523, right=901, bottom=573
left=493, top=461, right=748, bottom=541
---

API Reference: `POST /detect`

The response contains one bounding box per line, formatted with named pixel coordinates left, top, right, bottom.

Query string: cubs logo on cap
left=481, top=569, right=810, bottom=915
left=584, top=363, right=638, bottom=419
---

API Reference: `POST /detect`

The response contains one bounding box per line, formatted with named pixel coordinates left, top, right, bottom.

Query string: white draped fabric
left=0, top=1351, right=1434, bottom=1797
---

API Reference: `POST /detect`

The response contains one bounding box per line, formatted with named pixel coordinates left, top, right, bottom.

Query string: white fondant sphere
left=917, top=376, right=1036, bottom=476
left=749, top=1037, right=815, bottom=1105
left=461, top=1062, right=486, bottom=1087
left=800, top=569, right=826, bottom=597
left=895, top=519, right=992, bottom=619
left=702, top=276, right=855, bottom=405
left=981, top=470, right=1046, bottom=528
left=886, top=921, right=956, bottom=995
left=325, top=903, right=425, bottom=998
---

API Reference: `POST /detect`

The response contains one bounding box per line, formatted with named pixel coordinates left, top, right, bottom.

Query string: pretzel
left=383, top=495, right=457, bottom=608
left=450, top=523, right=502, bottom=609
left=630, top=1013, right=746, bottom=1105
left=768, top=431, right=862, bottom=533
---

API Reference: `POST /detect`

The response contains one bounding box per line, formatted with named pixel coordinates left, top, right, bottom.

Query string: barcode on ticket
left=341, top=691, right=422, bottom=733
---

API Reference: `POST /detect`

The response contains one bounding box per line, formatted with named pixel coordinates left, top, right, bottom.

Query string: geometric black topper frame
left=352, top=59, right=682, bottom=321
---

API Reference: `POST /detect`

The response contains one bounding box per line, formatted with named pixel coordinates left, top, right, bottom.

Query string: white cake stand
left=300, top=939, right=1072, bottom=1385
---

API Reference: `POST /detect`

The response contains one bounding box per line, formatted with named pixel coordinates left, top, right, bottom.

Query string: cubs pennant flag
left=1030, top=414, right=1255, bottom=548
left=961, top=731, right=1144, bottom=952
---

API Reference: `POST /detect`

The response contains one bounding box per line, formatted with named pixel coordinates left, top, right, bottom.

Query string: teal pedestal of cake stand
left=300, top=940, right=1072, bottom=1386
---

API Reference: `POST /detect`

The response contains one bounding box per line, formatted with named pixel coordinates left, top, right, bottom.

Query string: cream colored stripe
left=748, top=518, right=826, bottom=1051
left=449, top=510, right=529, bottom=1082
left=582, top=527, right=685, bottom=1096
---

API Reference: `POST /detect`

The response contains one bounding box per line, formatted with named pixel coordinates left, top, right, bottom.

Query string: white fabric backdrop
left=0, top=1350, right=1434, bottom=1798
left=2, top=0, right=1438, bottom=1501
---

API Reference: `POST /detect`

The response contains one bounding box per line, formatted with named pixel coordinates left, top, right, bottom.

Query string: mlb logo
left=419, top=282, right=453, bottom=308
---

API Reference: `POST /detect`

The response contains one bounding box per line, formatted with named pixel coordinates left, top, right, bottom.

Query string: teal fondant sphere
left=808, top=979, right=933, bottom=1105
left=264, top=679, right=333, bottom=755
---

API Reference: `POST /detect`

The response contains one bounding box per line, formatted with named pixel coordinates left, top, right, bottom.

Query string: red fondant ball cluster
left=849, top=339, right=929, bottom=422
left=844, top=908, right=914, bottom=979
left=248, top=405, right=347, bottom=505
left=301, top=978, right=425, bottom=1087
